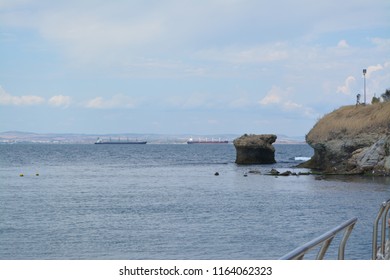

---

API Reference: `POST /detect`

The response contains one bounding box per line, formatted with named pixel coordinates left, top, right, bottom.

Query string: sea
left=1, top=143, right=389, bottom=260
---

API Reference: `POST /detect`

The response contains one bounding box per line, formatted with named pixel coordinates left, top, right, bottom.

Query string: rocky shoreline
left=298, top=134, right=390, bottom=176
left=232, top=103, right=390, bottom=176
left=299, top=103, right=390, bottom=176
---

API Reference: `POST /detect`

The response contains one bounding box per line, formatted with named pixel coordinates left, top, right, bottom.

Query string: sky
left=0, top=0, right=389, bottom=136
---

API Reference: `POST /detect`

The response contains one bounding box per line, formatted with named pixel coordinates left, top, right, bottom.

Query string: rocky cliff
left=300, top=103, right=390, bottom=175
left=233, top=134, right=277, bottom=164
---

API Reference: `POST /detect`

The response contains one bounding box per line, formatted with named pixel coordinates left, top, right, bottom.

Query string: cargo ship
left=187, top=138, right=228, bottom=144
left=94, top=138, right=147, bottom=144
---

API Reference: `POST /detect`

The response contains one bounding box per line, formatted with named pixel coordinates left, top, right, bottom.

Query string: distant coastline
left=0, top=131, right=306, bottom=145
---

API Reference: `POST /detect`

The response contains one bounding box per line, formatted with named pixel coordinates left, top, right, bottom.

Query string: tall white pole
left=363, top=69, right=367, bottom=105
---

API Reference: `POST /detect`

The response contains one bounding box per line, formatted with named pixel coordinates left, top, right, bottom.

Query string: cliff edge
left=300, top=102, right=390, bottom=175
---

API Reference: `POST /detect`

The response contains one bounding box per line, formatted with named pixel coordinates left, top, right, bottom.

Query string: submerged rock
left=266, top=169, right=303, bottom=176
left=279, top=170, right=292, bottom=176
left=233, top=134, right=276, bottom=164
left=248, top=170, right=262, bottom=174
left=270, top=168, right=280, bottom=175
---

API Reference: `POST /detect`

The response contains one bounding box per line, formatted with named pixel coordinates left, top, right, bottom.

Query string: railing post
left=373, top=199, right=390, bottom=260
left=316, top=238, right=334, bottom=260
left=338, top=221, right=356, bottom=260
left=280, top=217, right=357, bottom=260
left=372, top=204, right=385, bottom=259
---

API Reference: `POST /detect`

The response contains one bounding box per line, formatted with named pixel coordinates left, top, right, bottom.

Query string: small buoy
left=243, top=173, right=248, bottom=177
left=19, top=173, right=24, bottom=177
left=214, top=172, right=219, bottom=176
left=35, top=173, right=39, bottom=176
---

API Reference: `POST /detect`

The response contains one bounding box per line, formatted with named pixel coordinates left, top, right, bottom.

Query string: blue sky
left=0, top=0, right=389, bottom=136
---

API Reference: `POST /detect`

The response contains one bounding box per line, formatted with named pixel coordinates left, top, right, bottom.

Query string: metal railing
left=372, top=199, right=390, bottom=260
left=279, top=217, right=358, bottom=260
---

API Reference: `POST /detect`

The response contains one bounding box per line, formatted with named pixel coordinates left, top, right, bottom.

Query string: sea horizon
left=0, top=130, right=306, bottom=145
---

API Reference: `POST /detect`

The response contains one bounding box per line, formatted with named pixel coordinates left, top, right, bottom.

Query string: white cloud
left=85, top=97, right=105, bottom=109
left=337, top=39, right=349, bottom=48
left=366, top=64, right=383, bottom=78
left=259, top=86, right=291, bottom=105
left=48, top=95, right=71, bottom=107
left=259, top=86, right=316, bottom=117
left=365, top=62, right=390, bottom=98
left=0, top=86, right=45, bottom=106
left=259, top=93, right=281, bottom=105
left=283, top=100, right=302, bottom=110
left=85, top=94, right=137, bottom=109
left=337, top=76, right=356, bottom=95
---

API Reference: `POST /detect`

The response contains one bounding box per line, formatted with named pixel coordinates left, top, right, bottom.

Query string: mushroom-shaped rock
left=233, top=134, right=277, bottom=164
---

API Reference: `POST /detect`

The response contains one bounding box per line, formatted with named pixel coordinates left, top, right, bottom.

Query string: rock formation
left=233, top=134, right=277, bottom=164
left=347, top=135, right=390, bottom=175
left=300, top=103, right=390, bottom=175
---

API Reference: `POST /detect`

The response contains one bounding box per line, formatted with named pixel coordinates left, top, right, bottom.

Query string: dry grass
left=306, top=102, right=390, bottom=143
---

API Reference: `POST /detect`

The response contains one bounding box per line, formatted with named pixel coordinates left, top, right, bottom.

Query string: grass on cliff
left=306, top=102, right=390, bottom=143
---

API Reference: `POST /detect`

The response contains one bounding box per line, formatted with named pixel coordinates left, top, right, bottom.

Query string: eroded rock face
left=299, top=103, right=390, bottom=175
left=301, top=134, right=390, bottom=175
left=347, top=135, right=390, bottom=175
left=233, top=134, right=277, bottom=164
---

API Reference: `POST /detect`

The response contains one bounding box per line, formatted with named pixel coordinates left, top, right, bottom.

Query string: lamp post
left=363, top=69, right=367, bottom=105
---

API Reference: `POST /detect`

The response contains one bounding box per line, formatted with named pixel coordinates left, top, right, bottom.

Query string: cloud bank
left=0, top=86, right=45, bottom=106
left=0, top=0, right=389, bottom=135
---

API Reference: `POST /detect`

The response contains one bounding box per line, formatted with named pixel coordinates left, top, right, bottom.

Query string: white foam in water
left=294, top=156, right=311, bottom=161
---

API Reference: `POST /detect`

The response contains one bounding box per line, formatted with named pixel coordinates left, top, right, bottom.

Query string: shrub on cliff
left=382, top=89, right=390, bottom=102
left=372, top=96, right=380, bottom=104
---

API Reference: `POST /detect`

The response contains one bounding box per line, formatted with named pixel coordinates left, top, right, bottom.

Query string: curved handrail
left=279, top=217, right=358, bottom=260
left=372, top=199, right=390, bottom=260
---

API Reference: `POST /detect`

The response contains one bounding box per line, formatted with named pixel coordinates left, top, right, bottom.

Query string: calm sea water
left=1, top=143, right=389, bottom=260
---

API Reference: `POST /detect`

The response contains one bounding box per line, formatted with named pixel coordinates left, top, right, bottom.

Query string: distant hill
left=0, top=131, right=100, bottom=144
left=0, top=131, right=305, bottom=144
